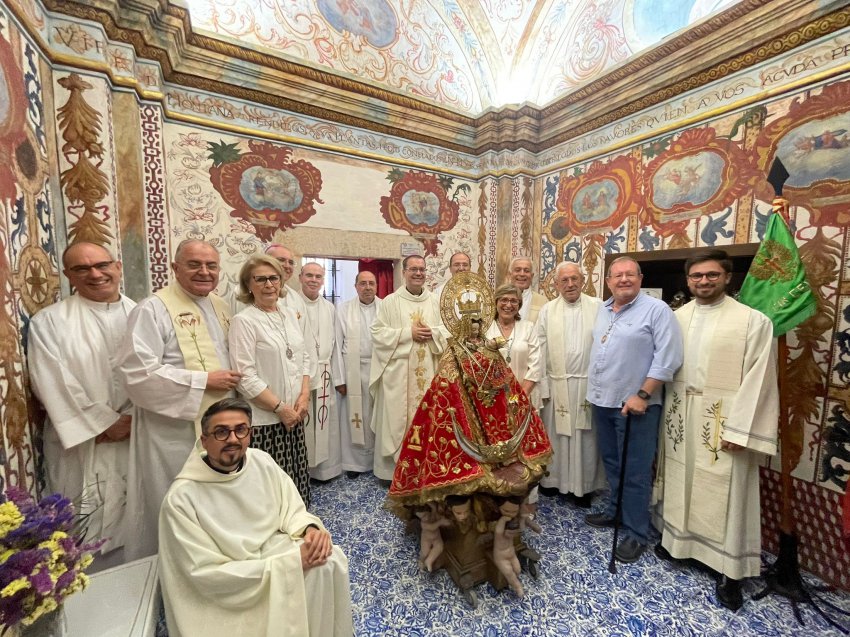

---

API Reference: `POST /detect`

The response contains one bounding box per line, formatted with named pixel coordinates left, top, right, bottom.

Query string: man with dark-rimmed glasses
left=158, top=398, right=353, bottom=637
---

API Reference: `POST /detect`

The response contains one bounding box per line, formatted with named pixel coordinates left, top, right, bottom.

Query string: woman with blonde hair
left=485, top=283, right=543, bottom=410
left=228, top=254, right=313, bottom=504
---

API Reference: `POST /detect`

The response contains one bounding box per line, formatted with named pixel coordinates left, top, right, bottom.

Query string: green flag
left=738, top=213, right=816, bottom=337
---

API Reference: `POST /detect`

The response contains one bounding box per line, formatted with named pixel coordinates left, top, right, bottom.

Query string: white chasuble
left=537, top=294, right=606, bottom=496
left=158, top=447, right=352, bottom=637
left=301, top=294, right=339, bottom=477
left=369, top=287, right=446, bottom=481
left=659, top=296, right=778, bottom=579
left=118, top=289, right=232, bottom=560
left=29, top=294, right=135, bottom=554
left=332, top=297, right=380, bottom=472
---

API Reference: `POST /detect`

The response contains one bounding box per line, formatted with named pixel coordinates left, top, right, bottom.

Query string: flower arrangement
left=0, top=487, right=103, bottom=632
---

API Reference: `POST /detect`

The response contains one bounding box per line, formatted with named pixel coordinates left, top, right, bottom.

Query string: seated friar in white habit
left=117, top=239, right=242, bottom=560
left=158, top=397, right=353, bottom=637
left=369, top=255, right=447, bottom=481
left=299, top=262, right=341, bottom=480
left=508, top=256, right=547, bottom=323
left=332, top=271, right=382, bottom=478
left=656, top=249, right=779, bottom=612
left=536, top=262, right=606, bottom=507
left=432, top=251, right=471, bottom=300
left=28, top=241, right=135, bottom=569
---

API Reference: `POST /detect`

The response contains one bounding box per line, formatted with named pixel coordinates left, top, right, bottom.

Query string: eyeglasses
left=276, top=258, right=296, bottom=266
left=68, top=261, right=114, bottom=274
left=687, top=271, right=724, bottom=281
left=607, top=272, right=640, bottom=280
left=208, top=424, right=252, bottom=441
left=498, top=298, right=520, bottom=305
left=253, top=275, right=281, bottom=284
left=405, top=267, right=426, bottom=274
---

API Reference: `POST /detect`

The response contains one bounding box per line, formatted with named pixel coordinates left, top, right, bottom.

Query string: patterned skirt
left=252, top=422, right=311, bottom=508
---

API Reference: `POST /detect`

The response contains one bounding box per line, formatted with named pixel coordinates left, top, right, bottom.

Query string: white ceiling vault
left=182, top=0, right=741, bottom=116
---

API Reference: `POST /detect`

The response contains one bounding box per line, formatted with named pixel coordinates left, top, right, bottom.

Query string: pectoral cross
left=351, top=412, right=362, bottom=430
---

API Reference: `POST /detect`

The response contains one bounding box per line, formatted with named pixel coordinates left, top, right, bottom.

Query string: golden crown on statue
left=457, top=291, right=482, bottom=316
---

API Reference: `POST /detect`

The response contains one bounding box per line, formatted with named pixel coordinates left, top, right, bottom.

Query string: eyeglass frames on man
left=208, top=424, right=252, bottom=441
left=687, top=271, right=724, bottom=281
left=68, top=261, right=114, bottom=274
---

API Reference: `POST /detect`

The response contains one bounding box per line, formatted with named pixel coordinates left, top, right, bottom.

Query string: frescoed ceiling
left=181, top=0, right=741, bottom=116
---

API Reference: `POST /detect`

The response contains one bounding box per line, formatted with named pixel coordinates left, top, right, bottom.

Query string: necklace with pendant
left=259, top=305, right=294, bottom=359
left=498, top=322, right=515, bottom=363
left=601, top=309, right=624, bottom=344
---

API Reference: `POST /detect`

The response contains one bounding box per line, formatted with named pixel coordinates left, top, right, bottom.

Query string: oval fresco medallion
left=775, top=113, right=850, bottom=189
left=650, top=150, right=724, bottom=210
left=573, top=179, right=620, bottom=226
left=401, top=189, right=440, bottom=227
left=317, top=0, right=399, bottom=48
left=239, top=166, right=304, bottom=213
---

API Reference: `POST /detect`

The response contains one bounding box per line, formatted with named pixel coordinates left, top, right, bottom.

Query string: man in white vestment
left=300, top=262, right=341, bottom=480
left=537, top=262, right=605, bottom=507
left=657, top=249, right=778, bottom=611
left=508, top=257, right=547, bottom=323
left=118, top=239, right=242, bottom=559
left=333, top=271, right=381, bottom=479
left=433, top=251, right=471, bottom=300
left=28, top=242, right=134, bottom=568
left=159, top=398, right=352, bottom=637
left=370, top=255, right=447, bottom=482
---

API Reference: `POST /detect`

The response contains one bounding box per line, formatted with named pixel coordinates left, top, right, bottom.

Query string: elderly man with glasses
left=118, top=239, right=242, bottom=560
left=158, top=398, right=353, bottom=637
left=584, top=256, right=683, bottom=563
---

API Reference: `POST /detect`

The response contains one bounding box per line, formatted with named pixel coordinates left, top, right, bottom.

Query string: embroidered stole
left=663, top=299, right=749, bottom=542
left=156, top=284, right=231, bottom=434
left=304, top=298, right=333, bottom=468
left=344, top=301, right=367, bottom=446
left=547, top=296, right=596, bottom=436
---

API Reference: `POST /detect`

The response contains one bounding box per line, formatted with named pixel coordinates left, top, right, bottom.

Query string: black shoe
left=654, top=543, right=677, bottom=563
left=377, top=478, right=392, bottom=488
left=585, top=512, right=616, bottom=528
left=346, top=471, right=360, bottom=479
left=538, top=485, right=560, bottom=497
left=615, top=537, right=645, bottom=563
left=716, top=576, right=743, bottom=611
left=570, top=493, right=593, bottom=509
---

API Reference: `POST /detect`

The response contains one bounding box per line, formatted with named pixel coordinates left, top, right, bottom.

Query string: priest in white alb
left=370, top=255, right=446, bottom=481
left=159, top=398, right=352, bottom=637
left=537, top=262, right=605, bottom=506
left=657, top=250, right=778, bottom=611
left=508, top=256, right=547, bottom=323
left=117, top=239, right=242, bottom=560
left=28, top=242, right=135, bottom=568
left=332, top=271, right=381, bottom=477
left=299, top=262, right=340, bottom=480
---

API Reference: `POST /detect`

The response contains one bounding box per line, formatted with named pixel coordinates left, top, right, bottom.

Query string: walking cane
left=608, top=411, right=632, bottom=574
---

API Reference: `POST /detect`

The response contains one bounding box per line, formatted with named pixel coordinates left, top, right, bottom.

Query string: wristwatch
left=637, top=389, right=651, bottom=400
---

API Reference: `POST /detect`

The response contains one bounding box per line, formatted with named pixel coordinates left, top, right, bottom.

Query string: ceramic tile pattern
left=309, top=473, right=850, bottom=637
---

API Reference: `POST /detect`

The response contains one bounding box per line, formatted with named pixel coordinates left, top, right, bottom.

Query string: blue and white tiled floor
left=313, top=473, right=850, bottom=637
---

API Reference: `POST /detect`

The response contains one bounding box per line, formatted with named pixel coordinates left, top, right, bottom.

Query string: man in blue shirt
left=585, top=256, right=683, bottom=562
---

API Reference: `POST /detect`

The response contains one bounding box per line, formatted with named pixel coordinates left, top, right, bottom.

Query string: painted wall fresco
left=539, top=75, right=850, bottom=586
left=0, top=21, right=57, bottom=497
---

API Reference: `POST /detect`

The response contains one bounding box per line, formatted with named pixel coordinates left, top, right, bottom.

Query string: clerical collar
left=359, top=299, right=375, bottom=307
left=405, top=286, right=423, bottom=296
left=78, top=294, right=122, bottom=310
left=203, top=456, right=244, bottom=474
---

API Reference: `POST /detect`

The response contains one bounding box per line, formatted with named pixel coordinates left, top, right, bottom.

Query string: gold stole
left=663, top=299, right=749, bottom=543
left=155, top=284, right=232, bottom=434
left=547, top=296, right=596, bottom=435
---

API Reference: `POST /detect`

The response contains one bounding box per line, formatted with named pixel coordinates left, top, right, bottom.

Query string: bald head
left=448, top=252, right=471, bottom=275
left=355, top=270, right=377, bottom=304
left=62, top=242, right=122, bottom=303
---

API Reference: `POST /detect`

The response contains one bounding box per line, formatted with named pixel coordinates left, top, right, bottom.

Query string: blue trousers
left=592, top=404, right=661, bottom=545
